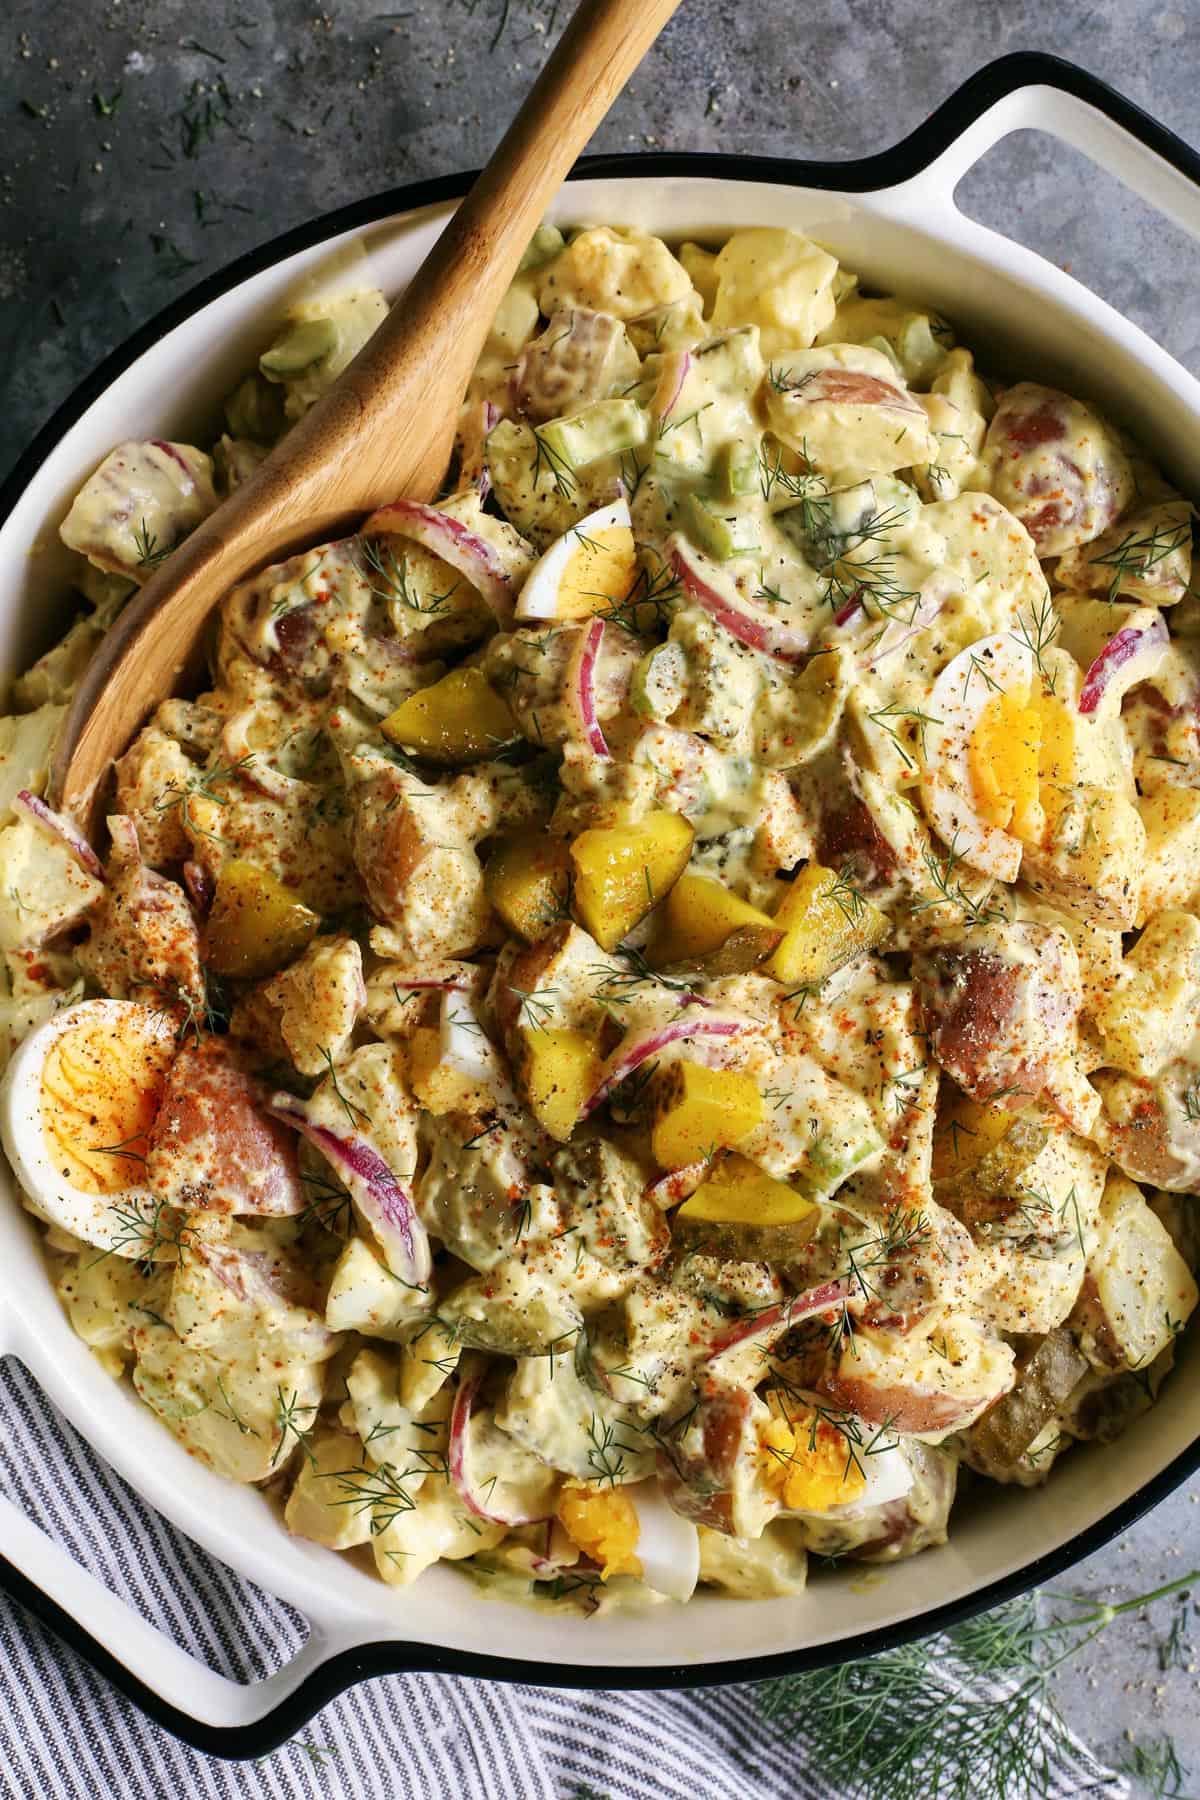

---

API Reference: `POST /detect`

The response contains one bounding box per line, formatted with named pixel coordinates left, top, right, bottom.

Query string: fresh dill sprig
left=1120, top=1734, right=1189, bottom=1799
left=1011, top=593, right=1061, bottom=688
left=820, top=866, right=868, bottom=926
left=90, top=1196, right=195, bottom=1275
left=133, top=518, right=175, bottom=569
left=1088, top=516, right=1191, bottom=601
left=866, top=702, right=942, bottom=770
left=272, top=1386, right=319, bottom=1471
left=531, top=427, right=577, bottom=500
left=326, top=1460, right=420, bottom=1534
left=756, top=1569, right=1200, bottom=1800
left=585, top=1413, right=637, bottom=1486
left=298, top=1171, right=353, bottom=1236
left=589, top=945, right=698, bottom=1012
left=511, top=985, right=558, bottom=1032
left=909, top=835, right=1006, bottom=928
left=594, top=549, right=681, bottom=635
left=357, top=537, right=458, bottom=614
left=320, top=1047, right=371, bottom=1130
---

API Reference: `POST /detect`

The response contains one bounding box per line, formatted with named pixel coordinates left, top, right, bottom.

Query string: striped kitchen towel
left=0, top=1357, right=1124, bottom=1800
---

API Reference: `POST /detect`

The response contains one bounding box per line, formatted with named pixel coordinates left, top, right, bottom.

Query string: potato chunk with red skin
left=78, top=815, right=204, bottom=1009
left=512, top=309, right=640, bottom=424
left=980, top=381, right=1133, bottom=556
left=913, top=922, right=1083, bottom=1110
left=350, top=762, right=490, bottom=959
left=656, top=1385, right=776, bottom=1537
left=1091, top=1062, right=1200, bottom=1192
left=146, top=1035, right=304, bottom=1215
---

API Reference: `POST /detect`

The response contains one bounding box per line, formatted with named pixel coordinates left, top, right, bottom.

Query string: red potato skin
left=512, top=310, right=629, bottom=424
left=146, top=1035, right=304, bottom=1215
left=655, top=1387, right=755, bottom=1534
left=983, top=382, right=1131, bottom=555
left=794, top=370, right=922, bottom=413
left=817, top=1369, right=986, bottom=1436
left=913, top=924, right=1081, bottom=1108
left=817, top=794, right=900, bottom=893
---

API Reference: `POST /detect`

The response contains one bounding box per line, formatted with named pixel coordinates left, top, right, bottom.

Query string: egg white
left=919, top=632, right=1035, bottom=882
left=0, top=998, right=176, bottom=1253
left=631, top=1480, right=700, bottom=1602
left=513, top=497, right=633, bottom=622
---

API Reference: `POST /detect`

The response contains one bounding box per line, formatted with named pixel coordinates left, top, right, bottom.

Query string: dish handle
left=0, top=1486, right=370, bottom=1754
left=886, top=52, right=1200, bottom=244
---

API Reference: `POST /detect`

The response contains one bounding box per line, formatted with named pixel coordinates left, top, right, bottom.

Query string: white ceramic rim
left=1, top=52, right=1199, bottom=1753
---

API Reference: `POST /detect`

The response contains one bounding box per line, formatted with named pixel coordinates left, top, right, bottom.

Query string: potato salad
left=3, top=219, right=1200, bottom=1612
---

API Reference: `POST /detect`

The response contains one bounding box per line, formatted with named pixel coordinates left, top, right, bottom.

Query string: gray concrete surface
left=3, top=0, right=1200, bottom=1788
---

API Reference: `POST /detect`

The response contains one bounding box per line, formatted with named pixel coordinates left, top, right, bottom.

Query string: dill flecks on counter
left=756, top=1570, right=1200, bottom=1800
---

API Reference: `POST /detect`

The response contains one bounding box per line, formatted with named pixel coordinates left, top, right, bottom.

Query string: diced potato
left=570, top=811, right=694, bottom=951
left=407, top=1023, right=477, bottom=1115
left=380, top=668, right=516, bottom=766
left=1070, top=1173, right=1198, bottom=1371
left=1092, top=910, right=1200, bottom=1078
left=650, top=871, right=781, bottom=965
left=373, top=1473, right=505, bottom=1585
left=537, top=226, right=692, bottom=321
left=709, top=227, right=839, bottom=355
left=284, top=1428, right=374, bottom=1550
left=483, top=829, right=572, bottom=942
left=1137, top=787, right=1200, bottom=920
left=650, top=1063, right=764, bottom=1169
left=397, top=1319, right=461, bottom=1412
left=0, top=814, right=103, bottom=953
left=698, top=1521, right=808, bottom=1597
left=1023, top=784, right=1145, bottom=931
left=764, top=861, right=889, bottom=985
left=0, top=704, right=65, bottom=827
left=325, top=1234, right=430, bottom=1341
left=521, top=1025, right=601, bottom=1141
left=673, top=1152, right=820, bottom=1262
left=205, top=857, right=320, bottom=979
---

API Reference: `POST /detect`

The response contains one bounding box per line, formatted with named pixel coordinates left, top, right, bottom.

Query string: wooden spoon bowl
left=51, top=0, right=682, bottom=830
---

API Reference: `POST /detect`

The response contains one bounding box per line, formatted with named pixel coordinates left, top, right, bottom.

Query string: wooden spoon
left=52, top=0, right=682, bottom=828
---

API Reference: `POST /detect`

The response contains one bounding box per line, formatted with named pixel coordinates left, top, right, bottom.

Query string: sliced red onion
left=1078, top=612, right=1170, bottom=714
left=477, top=401, right=501, bottom=502
left=449, top=1357, right=556, bottom=1527
left=582, top=1013, right=746, bottom=1118
left=566, top=617, right=610, bottom=758
left=671, top=536, right=810, bottom=663
left=703, top=1276, right=854, bottom=1366
left=654, top=350, right=693, bottom=423
left=266, top=1091, right=430, bottom=1286
left=393, top=976, right=472, bottom=994
left=15, top=790, right=104, bottom=882
left=833, top=596, right=863, bottom=629
left=361, top=498, right=516, bottom=619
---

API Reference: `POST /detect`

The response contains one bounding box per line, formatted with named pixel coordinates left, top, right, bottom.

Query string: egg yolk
left=554, top=524, right=638, bottom=620
left=557, top=1482, right=642, bottom=1579
left=41, top=1015, right=173, bottom=1194
left=967, top=686, right=1074, bottom=843
left=760, top=1406, right=867, bottom=1513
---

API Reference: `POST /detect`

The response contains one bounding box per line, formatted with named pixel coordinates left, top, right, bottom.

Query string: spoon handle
left=55, top=0, right=682, bottom=822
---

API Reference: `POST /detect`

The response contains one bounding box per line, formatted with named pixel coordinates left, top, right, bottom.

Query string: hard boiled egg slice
left=0, top=999, right=177, bottom=1253
left=920, top=633, right=1046, bottom=882
left=762, top=1397, right=914, bottom=1519
left=514, top=498, right=637, bottom=622
left=629, top=1481, right=701, bottom=1602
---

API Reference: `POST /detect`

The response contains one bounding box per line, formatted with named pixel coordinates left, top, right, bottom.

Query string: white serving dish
left=1, top=51, right=1199, bottom=1757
